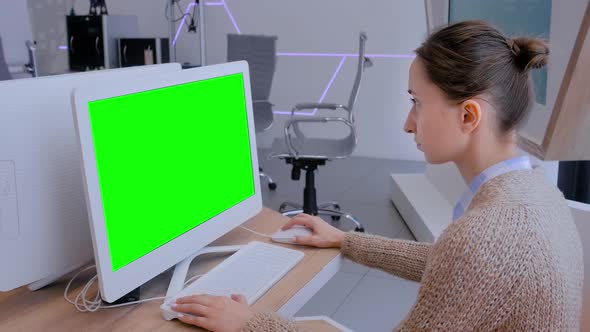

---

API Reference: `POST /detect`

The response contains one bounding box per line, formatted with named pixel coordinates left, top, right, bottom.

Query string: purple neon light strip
left=173, top=1, right=239, bottom=46
left=277, top=52, right=415, bottom=58
left=172, top=2, right=196, bottom=47
left=222, top=0, right=241, bottom=34
left=170, top=2, right=411, bottom=116
left=172, top=2, right=224, bottom=46
left=273, top=56, right=347, bottom=117
left=317, top=56, right=346, bottom=106
left=58, top=45, right=68, bottom=50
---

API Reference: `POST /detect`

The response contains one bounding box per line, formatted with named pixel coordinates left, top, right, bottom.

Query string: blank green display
left=87, top=73, right=255, bottom=271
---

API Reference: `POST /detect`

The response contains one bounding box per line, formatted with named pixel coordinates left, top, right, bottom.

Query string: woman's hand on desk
left=282, top=213, right=346, bottom=248
left=172, top=294, right=253, bottom=332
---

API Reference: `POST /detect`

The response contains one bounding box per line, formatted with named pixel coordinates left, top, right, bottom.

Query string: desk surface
left=0, top=208, right=342, bottom=331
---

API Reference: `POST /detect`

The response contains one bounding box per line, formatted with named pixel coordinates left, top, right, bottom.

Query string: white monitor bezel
left=71, top=61, right=262, bottom=302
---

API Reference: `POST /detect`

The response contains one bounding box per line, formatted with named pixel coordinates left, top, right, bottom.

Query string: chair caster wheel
left=331, top=216, right=341, bottom=221
left=354, top=226, right=365, bottom=232
left=268, top=182, right=277, bottom=191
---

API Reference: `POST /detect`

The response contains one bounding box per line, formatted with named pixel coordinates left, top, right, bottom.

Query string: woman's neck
left=454, top=139, right=518, bottom=184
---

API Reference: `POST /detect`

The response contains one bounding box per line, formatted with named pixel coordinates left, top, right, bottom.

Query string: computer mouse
left=271, top=225, right=313, bottom=245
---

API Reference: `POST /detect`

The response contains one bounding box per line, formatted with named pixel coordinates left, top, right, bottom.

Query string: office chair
left=269, top=32, right=373, bottom=232
left=227, top=33, right=278, bottom=190
left=0, top=36, right=12, bottom=81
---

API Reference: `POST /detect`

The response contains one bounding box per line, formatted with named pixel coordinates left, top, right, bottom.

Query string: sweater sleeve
left=395, top=207, right=532, bottom=331
left=340, top=232, right=431, bottom=282
left=242, top=311, right=301, bottom=332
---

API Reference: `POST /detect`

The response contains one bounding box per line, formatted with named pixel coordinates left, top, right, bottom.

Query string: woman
left=170, top=20, right=584, bottom=331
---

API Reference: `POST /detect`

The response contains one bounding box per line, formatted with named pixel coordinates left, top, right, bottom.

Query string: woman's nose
left=404, top=111, right=415, bottom=134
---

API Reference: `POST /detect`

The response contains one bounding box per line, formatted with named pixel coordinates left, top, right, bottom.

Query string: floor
left=258, top=149, right=426, bottom=332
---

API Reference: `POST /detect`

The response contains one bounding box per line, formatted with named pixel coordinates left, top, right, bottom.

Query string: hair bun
left=508, top=37, right=549, bottom=71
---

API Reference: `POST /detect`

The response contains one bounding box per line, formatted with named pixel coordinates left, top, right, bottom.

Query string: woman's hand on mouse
left=172, top=294, right=254, bottom=332
left=282, top=213, right=346, bottom=248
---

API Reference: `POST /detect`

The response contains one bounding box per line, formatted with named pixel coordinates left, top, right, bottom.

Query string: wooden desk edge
left=0, top=207, right=342, bottom=332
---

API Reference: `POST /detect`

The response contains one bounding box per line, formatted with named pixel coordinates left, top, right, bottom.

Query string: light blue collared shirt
left=452, top=156, right=532, bottom=221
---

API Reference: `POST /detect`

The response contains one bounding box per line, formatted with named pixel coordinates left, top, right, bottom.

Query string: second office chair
left=269, top=32, right=372, bottom=231
left=227, top=33, right=278, bottom=190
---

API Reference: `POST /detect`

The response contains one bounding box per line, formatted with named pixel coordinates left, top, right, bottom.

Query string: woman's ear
left=459, top=99, right=482, bottom=134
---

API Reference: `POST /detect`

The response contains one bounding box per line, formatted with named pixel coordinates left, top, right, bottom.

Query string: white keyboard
left=161, top=241, right=304, bottom=320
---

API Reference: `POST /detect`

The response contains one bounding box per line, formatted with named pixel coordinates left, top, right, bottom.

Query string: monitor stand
left=165, top=245, right=245, bottom=300
left=28, top=245, right=246, bottom=302
left=104, top=287, right=141, bottom=305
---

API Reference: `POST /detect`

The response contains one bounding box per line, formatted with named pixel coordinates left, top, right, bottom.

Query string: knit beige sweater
left=243, top=169, right=584, bottom=331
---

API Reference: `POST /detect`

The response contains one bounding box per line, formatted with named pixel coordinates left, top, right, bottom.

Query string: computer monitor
left=0, top=63, right=182, bottom=292
left=71, top=61, right=262, bottom=302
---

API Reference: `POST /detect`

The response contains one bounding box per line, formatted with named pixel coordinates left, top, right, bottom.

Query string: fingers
left=292, top=213, right=313, bottom=222
left=175, top=294, right=215, bottom=306
left=231, top=294, right=247, bottom=304
left=172, top=302, right=210, bottom=316
left=282, top=216, right=306, bottom=230
left=282, top=214, right=316, bottom=230
left=177, top=313, right=211, bottom=330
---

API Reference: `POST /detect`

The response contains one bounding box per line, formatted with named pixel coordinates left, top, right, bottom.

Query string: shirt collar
left=452, top=156, right=532, bottom=221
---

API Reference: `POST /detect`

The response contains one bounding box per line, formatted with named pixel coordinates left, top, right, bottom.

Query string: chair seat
left=270, top=134, right=355, bottom=160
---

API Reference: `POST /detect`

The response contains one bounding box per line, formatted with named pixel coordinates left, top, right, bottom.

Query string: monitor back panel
left=0, top=63, right=182, bottom=291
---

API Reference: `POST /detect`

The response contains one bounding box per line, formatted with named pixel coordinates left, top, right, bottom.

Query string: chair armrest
left=285, top=116, right=354, bottom=126
left=253, top=99, right=272, bottom=104
left=284, top=117, right=356, bottom=157
left=293, top=103, right=349, bottom=111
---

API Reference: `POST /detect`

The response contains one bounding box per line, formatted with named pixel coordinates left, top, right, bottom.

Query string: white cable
left=65, top=265, right=203, bottom=312
left=66, top=228, right=264, bottom=312
left=65, top=226, right=275, bottom=311
left=239, top=225, right=272, bottom=238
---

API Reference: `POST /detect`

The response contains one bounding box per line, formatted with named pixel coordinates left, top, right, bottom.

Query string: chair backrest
left=227, top=34, right=277, bottom=101
left=347, top=32, right=371, bottom=115
left=227, top=34, right=278, bottom=133
left=0, top=36, right=12, bottom=81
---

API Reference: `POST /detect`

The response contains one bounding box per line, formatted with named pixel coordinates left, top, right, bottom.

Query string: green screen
left=87, top=73, right=255, bottom=271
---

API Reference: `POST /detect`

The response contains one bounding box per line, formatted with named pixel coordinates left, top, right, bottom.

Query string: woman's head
left=404, top=20, right=549, bottom=164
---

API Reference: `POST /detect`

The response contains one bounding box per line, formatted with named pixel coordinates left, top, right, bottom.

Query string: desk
left=294, top=316, right=353, bottom=332
left=0, top=208, right=345, bottom=331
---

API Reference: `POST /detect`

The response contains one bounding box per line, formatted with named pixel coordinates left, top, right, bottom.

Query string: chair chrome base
left=259, top=167, right=277, bottom=190
left=274, top=158, right=365, bottom=232
left=278, top=201, right=365, bottom=232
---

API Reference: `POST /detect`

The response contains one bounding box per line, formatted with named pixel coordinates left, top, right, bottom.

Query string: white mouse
left=271, top=225, right=313, bottom=245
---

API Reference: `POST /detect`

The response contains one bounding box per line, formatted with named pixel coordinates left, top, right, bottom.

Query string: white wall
left=0, top=2, right=34, bottom=65
left=27, top=0, right=427, bottom=161
left=28, top=0, right=69, bottom=75
left=225, top=0, right=427, bottom=161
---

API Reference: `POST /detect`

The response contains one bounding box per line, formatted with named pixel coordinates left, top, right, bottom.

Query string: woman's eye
left=410, top=97, right=417, bottom=105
